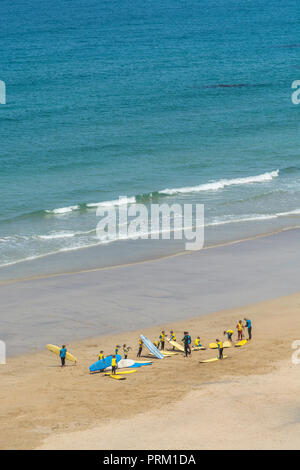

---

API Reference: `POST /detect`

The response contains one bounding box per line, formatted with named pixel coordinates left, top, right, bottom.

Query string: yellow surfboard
left=200, top=355, right=228, bottom=363
left=235, top=339, right=248, bottom=347
left=46, top=344, right=77, bottom=363
left=150, top=351, right=178, bottom=357
left=110, top=374, right=126, bottom=380
left=166, top=338, right=185, bottom=352
left=103, top=370, right=137, bottom=376
left=209, top=342, right=231, bottom=349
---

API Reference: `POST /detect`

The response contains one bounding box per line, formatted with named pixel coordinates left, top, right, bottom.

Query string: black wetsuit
left=182, top=335, right=191, bottom=357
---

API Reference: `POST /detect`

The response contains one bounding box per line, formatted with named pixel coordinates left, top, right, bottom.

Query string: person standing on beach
left=115, top=345, right=120, bottom=355
left=217, top=339, right=223, bottom=360
left=111, top=355, right=117, bottom=375
left=60, top=345, right=67, bottom=367
left=98, top=350, right=105, bottom=361
left=182, top=332, right=192, bottom=357
left=169, top=330, right=176, bottom=350
left=236, top=321, right=244, bottom=341
left=123, top=344, right=131, bottom=359
left=244, top=318, right=252, bottom=340
left=159, top=331, right=166, bottom=350
left=137, top=338, right=143, bottom=357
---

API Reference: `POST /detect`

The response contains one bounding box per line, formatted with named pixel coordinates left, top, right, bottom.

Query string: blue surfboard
left=89, top=354, right=121, bottom=373
left=140, top=334, right=164, bottom=359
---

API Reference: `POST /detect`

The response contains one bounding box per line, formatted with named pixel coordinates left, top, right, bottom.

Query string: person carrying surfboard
left=169, top=330, right=177, bottom=350
left=236, top=320, right=244, bottom=341
left=159, top=331, right=166, bottom=350
left=216, top=339, right=223, bottom=360
left=182, top=332, right=192, bottom=357
left=123, top=344, right=131, bottom=359
left=244, top=318, right=252, bottom=340
left=137, top=338, right=143, bottom=357
left=60, top=345, right=67, bottom=367
left=111, top=355, right=117, bottom=375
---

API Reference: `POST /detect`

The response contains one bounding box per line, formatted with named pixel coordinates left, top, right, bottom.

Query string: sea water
left=1, top=0, right=300, bottom=279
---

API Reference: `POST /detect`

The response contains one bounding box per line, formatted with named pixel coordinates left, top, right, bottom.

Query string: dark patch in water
left=277, top=44, right=300, bottom=48
left=194, top=83, right=267, bottom=90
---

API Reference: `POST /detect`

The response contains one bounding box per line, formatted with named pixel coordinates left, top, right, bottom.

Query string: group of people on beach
left=58, top=317, right=252, bottom=368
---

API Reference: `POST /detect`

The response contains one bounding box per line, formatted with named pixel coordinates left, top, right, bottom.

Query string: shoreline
left=2, top=226, right=300, bottom=357
left=1, top=292, right=299, bottom=449
left=1, top=223, right=299, bottom=286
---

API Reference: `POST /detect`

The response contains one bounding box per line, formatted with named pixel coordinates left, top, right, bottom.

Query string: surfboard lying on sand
left=200, top=356, right=228, bottom=363
left=109, top=374, right=126, bottom=380
left=89, top=354, right=121, bottom=373
left=103, top=370, right=137, bottom=376
left=192, top=346, right=206, bottom=351
left=166, top=338, right=185, bottom=352
left=140, top=335, right=164, bottom=359
left=235, top=339, right=248, bottom=347
left=128, top=362, right=152, bottom=368
left=104, top=359, right=135, bottom=371
left=46, top=344, right=77, bottom=363
left=150, top=351, right=177, bottom=358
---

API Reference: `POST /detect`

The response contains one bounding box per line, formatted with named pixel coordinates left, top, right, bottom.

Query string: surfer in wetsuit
left=111, top=355, right=117, bottom=374
left=98, top=350, right=104, bottom=360
left=137, top=338, right=143, bottom=357
left=224, top=329, right=234, bottom=342
left=123, top=344, right=131, bottom=359
left=169, top=330, right=176, bottom=350
left=159, top=331, right=165, bottom=350
left=60, top=345, right=67, bottom=367
left=216, top=339, right=223, bottom=360
left=182, top=332, right=191, bottom=357
left=236, top=320, right=244, bottom=341
left=244, top=318, right=252, bottom=340
left=194, top=336, right=202, bottom=348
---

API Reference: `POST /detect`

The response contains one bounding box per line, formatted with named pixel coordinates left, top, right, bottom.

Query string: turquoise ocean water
left=1, top=0, right=300, bottom=279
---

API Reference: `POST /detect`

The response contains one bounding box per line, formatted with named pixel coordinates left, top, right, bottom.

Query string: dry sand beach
left=0, top=292, right=300, bottom=450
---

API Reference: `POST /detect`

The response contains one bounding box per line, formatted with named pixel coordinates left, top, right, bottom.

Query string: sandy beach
left=1, top=288, right=299, bottom=450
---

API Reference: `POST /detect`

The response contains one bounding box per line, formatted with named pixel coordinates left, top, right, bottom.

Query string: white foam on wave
left=87, top=197, right=136, bottom=208
left=159, top=170, right=279, bottom=195
left=206, top=207, right=300, bottom=228
left=38, top=232, right=76, bottom=240
left=45, top=205, right=80, bottom=215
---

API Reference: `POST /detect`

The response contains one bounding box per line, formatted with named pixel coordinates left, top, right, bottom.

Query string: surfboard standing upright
left=140, top=334, right=164, bottom=359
